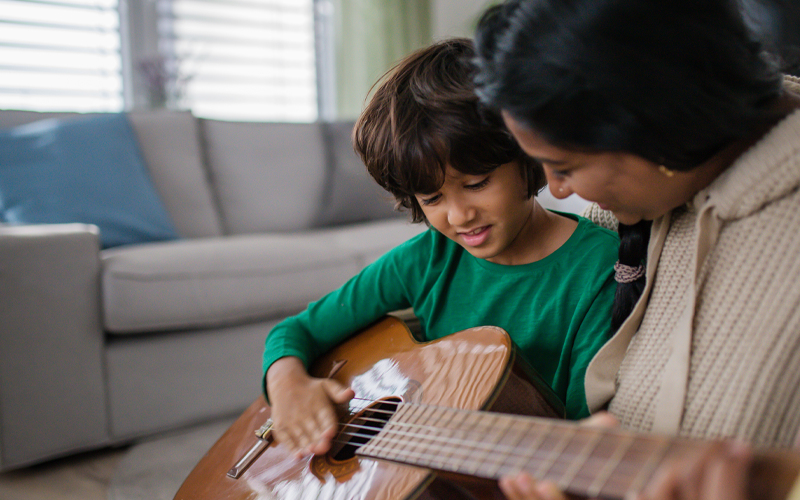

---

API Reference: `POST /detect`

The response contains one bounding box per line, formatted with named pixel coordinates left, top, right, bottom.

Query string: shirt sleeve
left=260, top=231, right=428, bottom=398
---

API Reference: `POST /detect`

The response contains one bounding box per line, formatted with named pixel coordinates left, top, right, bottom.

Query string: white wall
left=431, top=0, right=494, bottom=39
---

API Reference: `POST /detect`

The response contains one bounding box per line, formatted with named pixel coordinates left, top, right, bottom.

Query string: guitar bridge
left=227, top=418, right=274, bottom=479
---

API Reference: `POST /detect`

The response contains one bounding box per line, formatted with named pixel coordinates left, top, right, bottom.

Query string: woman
left=472, top=0, right=800, bottom=498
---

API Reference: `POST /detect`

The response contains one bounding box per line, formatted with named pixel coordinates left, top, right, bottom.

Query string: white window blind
left=156, top=0, right=317, bottom=122
left=0, top=0, right=123, bottom=112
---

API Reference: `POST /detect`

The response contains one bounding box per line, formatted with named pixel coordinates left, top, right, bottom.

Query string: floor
left=0, top=447, right=128, bottom=500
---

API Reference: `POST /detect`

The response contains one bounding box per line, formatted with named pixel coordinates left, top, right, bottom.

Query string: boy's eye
left=465, top=177, right=490, bottom=190
left=419, top=194, right=441, bottom=206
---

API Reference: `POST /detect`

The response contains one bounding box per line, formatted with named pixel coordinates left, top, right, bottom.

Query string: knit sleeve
left=580, top=203, right=619, bottom=232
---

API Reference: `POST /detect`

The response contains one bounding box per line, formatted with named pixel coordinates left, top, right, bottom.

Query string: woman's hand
left=636, top=440, right=752, bottom=500
left=499, top=411, right=754, bottom=500
left=499, top=412, right=620, bottom=500
left=266, top=356, right=355, bottom=458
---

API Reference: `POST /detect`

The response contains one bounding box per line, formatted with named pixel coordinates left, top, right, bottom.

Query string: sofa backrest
left=200, top=120, right=329, bottom=234
left=0, top=110, right=224, bottom=239
left=125, top=111, right=223, bottom=238
left=1, top=110, right=404, bottom=239
left=315, top=121, right=401, bottom=227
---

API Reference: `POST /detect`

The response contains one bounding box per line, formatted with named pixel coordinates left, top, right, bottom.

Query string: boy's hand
left=266, top=356, right=355, bottom=458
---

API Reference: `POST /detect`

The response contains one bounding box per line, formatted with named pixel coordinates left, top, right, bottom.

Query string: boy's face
left=415, top=162, right=537, bottom=265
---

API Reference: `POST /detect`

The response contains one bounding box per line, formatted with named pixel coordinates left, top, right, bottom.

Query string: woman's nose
left=546, top=174, right=573, bottom=199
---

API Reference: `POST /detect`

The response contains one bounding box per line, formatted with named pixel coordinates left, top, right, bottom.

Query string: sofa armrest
left=0, top=224, right=109, bottom=470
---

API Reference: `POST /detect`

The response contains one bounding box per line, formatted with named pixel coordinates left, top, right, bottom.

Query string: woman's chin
left=611, top=211, right=644, bottom=226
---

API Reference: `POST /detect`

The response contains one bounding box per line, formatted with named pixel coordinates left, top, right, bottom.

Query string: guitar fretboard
left=357, top=402, right=706, bottom=499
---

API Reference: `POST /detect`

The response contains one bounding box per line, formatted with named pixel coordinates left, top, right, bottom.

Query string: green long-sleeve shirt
left=263, top=212, right=618, bottom=419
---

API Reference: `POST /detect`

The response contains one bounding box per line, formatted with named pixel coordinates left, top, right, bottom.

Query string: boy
left=263, top=38, right=619, bottom=457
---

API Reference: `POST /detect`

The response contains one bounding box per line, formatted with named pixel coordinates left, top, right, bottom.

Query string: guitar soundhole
left=331, top=397, right=401, bottom=461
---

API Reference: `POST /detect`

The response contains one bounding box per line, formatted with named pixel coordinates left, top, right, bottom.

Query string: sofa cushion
left=0, top=113, right=179, bottom=249
left=101, top=219, right=426, bottom=334
left=126, top=110, right=224, bottom=238
left=101, top=233, right=359, bottom=333
left=314, top=121, right=403, bottom=226
left=201, top=120, right=327, bottom=235
left=313, top=218, right=426, bottom=265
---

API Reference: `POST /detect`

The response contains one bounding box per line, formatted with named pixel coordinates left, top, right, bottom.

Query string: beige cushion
left=127, top=110, right=224, bottom=238
left=315, top=121, right=402, bottom=226
left=101, top=234, right=360, bottom=333
left=201, top=120, right=327, bottom=234
left=100, top=219, right=425, bottom=334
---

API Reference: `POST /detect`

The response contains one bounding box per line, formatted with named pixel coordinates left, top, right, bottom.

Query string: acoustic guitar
left=174, top=316, right=800, bottom=500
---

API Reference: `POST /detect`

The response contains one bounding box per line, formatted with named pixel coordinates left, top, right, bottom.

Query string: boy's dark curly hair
left=353, top=37, right=546, bottom=223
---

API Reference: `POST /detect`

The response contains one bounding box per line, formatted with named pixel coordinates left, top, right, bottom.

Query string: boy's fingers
left=323, top=379, right=355, bottom=404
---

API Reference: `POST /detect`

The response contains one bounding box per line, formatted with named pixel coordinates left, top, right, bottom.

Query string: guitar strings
left=272, top=396, right=653, bottom=490
left=325, top=418, right=629, bottom=483
left=323, top=398, right=624, bottom=469
left=329, top=417, right=566, bottom=465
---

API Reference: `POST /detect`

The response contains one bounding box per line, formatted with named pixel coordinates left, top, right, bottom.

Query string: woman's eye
left=465, top=177, right=490, bottom=190
left=420, top=194, right=441, bottom=206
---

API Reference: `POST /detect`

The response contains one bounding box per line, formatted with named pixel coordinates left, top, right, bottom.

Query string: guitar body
left=174, top=316, right=563, bottom=500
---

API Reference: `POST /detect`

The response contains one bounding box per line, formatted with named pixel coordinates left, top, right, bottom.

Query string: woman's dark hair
left=353, top=37, right=546, bottom=223
left=472, top=0, right=799, bottom=329
left=611, top=221, right=651, bottom=331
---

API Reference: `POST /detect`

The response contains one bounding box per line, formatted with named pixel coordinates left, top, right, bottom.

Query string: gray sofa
left=0, top=109, right=425, bottom=471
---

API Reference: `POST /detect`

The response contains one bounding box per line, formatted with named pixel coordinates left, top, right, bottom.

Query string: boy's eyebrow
left=532, top=157, right=567, bottom=165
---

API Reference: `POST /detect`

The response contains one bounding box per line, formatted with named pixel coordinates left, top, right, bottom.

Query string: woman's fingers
left=637, top=440, right=752, bottom=500
left=699, top=441, right=751, bottom=500
left=581, top=411, right=619, bottom=429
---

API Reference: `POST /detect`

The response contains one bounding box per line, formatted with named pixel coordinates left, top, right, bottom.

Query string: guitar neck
left=357, top=402, right=800, bottom=500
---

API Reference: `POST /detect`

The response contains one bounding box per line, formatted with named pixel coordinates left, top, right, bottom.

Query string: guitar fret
left=382, top=404, right=420, bottom=461
left=422, top=405, right=459, bottom=469
left=460, top=412, right=497, bottom=476
left=503, top=420, right=554, bottom=477
left=594, top=436, right=663, bottom=496
left=557, top=429, right=605, bottom=489
left=484, top=414, right=524, bottom=478
left=403, top=404, right=445, bottom=467
left=425, top=405, right=459, bottom=471
left=626, top=437, right=673, bottom=496
left=534, top=425, right=576, bottom=480
left=437, top=407, right=473, bottom=473
left=453, top=408, right=489, bottom=474
left=585, top=434, right=634, bottom=498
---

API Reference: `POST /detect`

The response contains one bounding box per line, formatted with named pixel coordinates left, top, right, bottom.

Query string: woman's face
left=503, top=112, right=691, bottom=225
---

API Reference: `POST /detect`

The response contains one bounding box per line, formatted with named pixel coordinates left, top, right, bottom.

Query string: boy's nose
left=447, top=200, right=475, bottom=227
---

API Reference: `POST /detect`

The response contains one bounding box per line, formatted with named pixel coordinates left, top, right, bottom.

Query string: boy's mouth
left=458, top=225, right=490, bottom=246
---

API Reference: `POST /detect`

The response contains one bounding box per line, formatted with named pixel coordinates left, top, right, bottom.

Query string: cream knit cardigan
left=583, top=76, right=800, bottom=447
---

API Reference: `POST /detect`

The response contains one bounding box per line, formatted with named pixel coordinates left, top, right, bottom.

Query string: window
left=154, top=0, right=317, bottom=122
left=0, top=0, right=123, bottom=112
left=0, top=0, right=318, bottom=122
